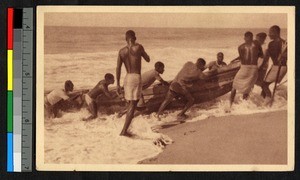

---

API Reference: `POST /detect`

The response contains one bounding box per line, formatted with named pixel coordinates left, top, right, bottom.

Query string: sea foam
left=44, top=84, right=287, bottom=164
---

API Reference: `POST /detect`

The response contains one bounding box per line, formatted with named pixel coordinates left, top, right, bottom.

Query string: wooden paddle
left=270, top=41, right=287, bottom=107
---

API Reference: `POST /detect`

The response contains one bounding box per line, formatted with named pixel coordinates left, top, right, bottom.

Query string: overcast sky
left=45, top=13, right=287, bottom=29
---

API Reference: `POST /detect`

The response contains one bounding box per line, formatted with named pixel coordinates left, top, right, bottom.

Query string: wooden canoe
left=94, top=60, right=241, bottom=114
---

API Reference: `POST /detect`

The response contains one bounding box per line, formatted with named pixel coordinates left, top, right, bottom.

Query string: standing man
left=116, top=30, right=150, bottom=137
left=227, top=32, right=263, bottom=111
left=262, top=25, right=287, bottom=105
left=206, top=52, right=227, bottom=70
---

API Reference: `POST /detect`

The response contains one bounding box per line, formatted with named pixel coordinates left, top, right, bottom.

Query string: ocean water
left=43, top=26, right=288, bottom=164
left=44, top=27, right=287, bottom=91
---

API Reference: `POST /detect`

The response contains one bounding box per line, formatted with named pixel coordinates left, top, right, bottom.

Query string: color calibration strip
left=7, top=7, right=14, bottom=172
left=7, top=7, right=33, bottom=172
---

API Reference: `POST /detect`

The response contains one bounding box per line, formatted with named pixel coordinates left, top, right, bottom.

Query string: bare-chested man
left=227, top=31, right=263, bottom=110
left=261, top=25, right=287, bottom=105
left=82, top=73, right=115, bottom=121
left=206, top=52, right=227, bottom=70
left=116, top=30, right=150, bottom=137
left=156, top=58, right=215, bottom=121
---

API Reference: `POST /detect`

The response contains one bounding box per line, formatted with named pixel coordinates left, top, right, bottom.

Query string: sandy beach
left=140, top=110, right=287, bottom=164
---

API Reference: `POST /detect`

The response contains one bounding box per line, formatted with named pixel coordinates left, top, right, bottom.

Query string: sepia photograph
left=36, top=6, right=295, bottom=171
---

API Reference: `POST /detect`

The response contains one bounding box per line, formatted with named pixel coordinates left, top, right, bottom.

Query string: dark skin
left=228, top=35, right=263, bottom=109
left=217, top=53, right=224, bottom=64
left=231, top=36, right=264, bottom=64
left=255, top=35, right=267, bottom=69
left=51, top=83, right=74, bottom=118
left=116, top=36, right=150, bottom=137
left=255, top=35, right=268, bottom=96
left=83, top=78, right=115, bottom=121
left=156, top=61, right=210, bottom=121
left=238, top=37, right=263, bottom=65
left=155, top=65, right=169, bottom=86
left=261, top=28, right=287, bottom=99
left=117, top=64, right=168, bottom=118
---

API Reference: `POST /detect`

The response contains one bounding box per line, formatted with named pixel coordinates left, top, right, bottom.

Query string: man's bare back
left=268, top=39, right=287, bottom=66
left=118, top=43, right=150, bottom=74
left=238, top=42, right=263, bottom=65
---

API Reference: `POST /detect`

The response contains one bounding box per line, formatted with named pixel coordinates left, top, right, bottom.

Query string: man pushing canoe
left=227, top=31, right=263, bottom=111
left=156, top=58, right=215, bottom=121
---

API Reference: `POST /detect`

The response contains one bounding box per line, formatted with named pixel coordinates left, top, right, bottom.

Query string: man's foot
left=120, top=131, right=133, bottom=137
left=177, top=114, right=188, bottom=121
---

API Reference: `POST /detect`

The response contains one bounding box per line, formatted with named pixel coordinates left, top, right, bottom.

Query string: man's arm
left=257, top=44, right=264, bottom=58
left=116, top=51, right=123, bottom=87
left=259, top=48, right=270, bottom=69
left=155, top=74, right=169, bottom=86
left=116, top=51, right=123, bottom=95
left=63, top=90, right=81, bottom=102
left=238, top=45, right=243, bottom=59
left=102, top=84, right=113, bottom=98
left=140, top=45, right=150, bottom=62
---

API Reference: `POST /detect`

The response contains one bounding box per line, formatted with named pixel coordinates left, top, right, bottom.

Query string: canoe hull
left=96, top=61, right=241, bottom=114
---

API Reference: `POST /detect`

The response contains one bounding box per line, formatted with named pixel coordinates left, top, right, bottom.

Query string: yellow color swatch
left=7, top=50, right=13, bottom=90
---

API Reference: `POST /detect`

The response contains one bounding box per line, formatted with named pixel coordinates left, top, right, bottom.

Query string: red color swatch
left=7, top=8, right=13, bottom=50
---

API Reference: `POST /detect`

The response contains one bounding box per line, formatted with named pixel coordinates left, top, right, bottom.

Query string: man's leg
left=262, top=82, right=272, bottom=106
left=119, top=94, right=145, bottom=119
left=225, top=88, right=236, bottom=113
left=260, top=88, right=266, bottom=98
left=120, top=100, right=138, bottom=136
left=243, top=93, right=249, bottom=100
left=229, top=88, right=236, bottom=108
left=83, top=99, right=98, bottom=121
left=156, top=90, right=175, bottom=120
left=52, top=104, right=59, bottom=118
left=262, top=82, right=272, bottom=98
left=137, top=94, right=146, bottom=108
left=89, top=101, right=98, bottom=119
left=177, top=89, right=194, bottom=118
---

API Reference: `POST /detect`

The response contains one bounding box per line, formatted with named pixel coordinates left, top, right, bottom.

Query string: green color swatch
left=7, top=91, right=13, bottom=132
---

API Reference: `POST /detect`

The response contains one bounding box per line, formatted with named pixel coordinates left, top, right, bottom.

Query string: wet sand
left=140, top=110, right=287, bottom=164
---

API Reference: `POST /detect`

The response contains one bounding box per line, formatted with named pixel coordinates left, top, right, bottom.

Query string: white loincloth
left=233, top=65, right=258, bottom=94
left=124, top=73, right=142, bottom=101
left=264, top=65, right=287, bottom=83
